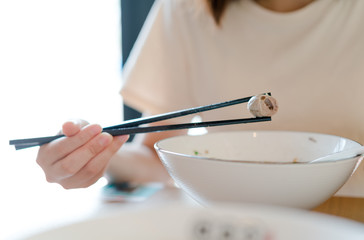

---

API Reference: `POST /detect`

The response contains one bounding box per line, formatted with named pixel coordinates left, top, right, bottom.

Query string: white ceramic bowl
left=26, top=204, right=364, bottom=240
left=155, top=131, right=362, bottom=209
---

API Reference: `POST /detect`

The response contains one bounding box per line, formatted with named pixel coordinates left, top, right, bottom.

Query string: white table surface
left=2, top=141, right=364, bottom=240
left=0, top=146, right=199, bottom=240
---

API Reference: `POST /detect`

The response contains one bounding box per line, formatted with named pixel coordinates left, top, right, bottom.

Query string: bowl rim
left=154, top=130, right=362, bottom=165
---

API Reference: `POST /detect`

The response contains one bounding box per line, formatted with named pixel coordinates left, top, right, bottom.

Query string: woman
left=36, top=0, right=364, bottom=194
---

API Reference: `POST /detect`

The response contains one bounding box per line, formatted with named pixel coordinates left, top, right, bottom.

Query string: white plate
left=26, top=203, right=364, bottom=240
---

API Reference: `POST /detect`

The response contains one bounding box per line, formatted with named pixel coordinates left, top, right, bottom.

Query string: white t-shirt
left=121, top=0, right=364, bottom=196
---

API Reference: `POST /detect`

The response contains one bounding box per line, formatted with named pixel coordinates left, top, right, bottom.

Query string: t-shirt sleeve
left=120, top=0, right=195, bottom=115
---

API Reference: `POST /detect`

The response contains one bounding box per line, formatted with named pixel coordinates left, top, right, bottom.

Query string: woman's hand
left=36, top=120, right=129, bottom=189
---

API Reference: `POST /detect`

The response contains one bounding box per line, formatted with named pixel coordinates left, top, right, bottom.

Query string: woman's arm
left=36, top=118, right=187, bottom=189
left=106, top=120, right=188, bottom=185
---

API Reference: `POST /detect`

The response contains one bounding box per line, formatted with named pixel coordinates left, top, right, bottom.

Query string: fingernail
left=99, top=133, right=112, bottom=146
left=115, top=135, right=129, bottom=143
left=89, top=124, right=102, bottom=135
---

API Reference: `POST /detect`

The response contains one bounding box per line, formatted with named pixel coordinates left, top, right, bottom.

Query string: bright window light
left=0, top=0, right=123, bottom=212
left=0, top=0, right=123, bottom=143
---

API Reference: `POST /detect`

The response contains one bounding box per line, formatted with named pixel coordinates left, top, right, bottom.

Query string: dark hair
left=205, top=0, right=238, bottom=25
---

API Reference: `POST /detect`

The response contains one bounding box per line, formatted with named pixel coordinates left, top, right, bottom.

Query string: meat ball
left=247, top=94, right=278, bottom=117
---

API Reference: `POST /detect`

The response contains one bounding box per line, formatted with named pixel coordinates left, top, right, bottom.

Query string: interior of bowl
left=156, top=131, right=361, bottom=164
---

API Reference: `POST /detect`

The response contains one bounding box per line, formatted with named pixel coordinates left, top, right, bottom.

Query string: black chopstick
left=103, top=94, right=262, bottom=130
left=10, top=117, right=271, bottom=150
left=9, top=93, right=272, bottom=150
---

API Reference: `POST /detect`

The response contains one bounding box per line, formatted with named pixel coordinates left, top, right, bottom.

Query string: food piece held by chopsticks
left=247, top=94, right=278, bottom=117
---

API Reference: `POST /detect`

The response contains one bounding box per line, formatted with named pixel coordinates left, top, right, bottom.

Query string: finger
left=59, top=135, right=129, bottom=189
left=50, top=132, right=114, bottom=180
left=41, top=124, right=103, bottom=164
left=59, top=119, right=89, bottom=136
left=62, top=121, right=81, bottom=137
